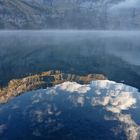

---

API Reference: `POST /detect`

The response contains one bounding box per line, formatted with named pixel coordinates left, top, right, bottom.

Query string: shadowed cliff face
left=0, top=31, right=140, bottom=90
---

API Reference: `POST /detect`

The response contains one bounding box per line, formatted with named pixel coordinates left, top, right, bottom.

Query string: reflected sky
left=0, top=80, right=140, bottom=140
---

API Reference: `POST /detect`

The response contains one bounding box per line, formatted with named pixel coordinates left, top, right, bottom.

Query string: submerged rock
left=0, top=70, right=107, bottom=103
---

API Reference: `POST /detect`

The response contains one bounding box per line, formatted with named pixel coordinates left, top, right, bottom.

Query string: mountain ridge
left=0, top=0, right=140, bottom=29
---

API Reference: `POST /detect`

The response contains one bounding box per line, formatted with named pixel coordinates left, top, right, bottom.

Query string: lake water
left=0, top=30, right=140, bottom=140
left=0, top=80, right=140, bottom=140
left=0, top=30, right=140, bottom=89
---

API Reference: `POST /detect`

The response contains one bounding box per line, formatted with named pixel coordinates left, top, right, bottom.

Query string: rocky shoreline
left=0, top=70, right=107, bottom=103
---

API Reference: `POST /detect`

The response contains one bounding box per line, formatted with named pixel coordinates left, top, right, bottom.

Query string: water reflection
left=0, top=80, right=140, bottom=140
left=0, top=31, right=140, bottom=90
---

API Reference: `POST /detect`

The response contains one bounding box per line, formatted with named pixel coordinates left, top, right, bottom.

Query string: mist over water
left=1, top=30, right=140, bottom=65
left=1, top=0, right=140, bottom=139
left=0, top=30, right=140, bottom=89
left=0, top=30, right=140, bottom=140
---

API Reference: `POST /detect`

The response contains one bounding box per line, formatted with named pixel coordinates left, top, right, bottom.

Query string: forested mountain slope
left=0, top=0, right=140, bottom=29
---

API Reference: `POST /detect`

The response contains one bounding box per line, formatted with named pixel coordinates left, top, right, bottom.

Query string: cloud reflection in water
left=0, top=80, right=140, bottom=140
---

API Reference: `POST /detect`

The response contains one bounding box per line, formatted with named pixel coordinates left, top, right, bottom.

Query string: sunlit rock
left=0, top=70, right=107, bottom=103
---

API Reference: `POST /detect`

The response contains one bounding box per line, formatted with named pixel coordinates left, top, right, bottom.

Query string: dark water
left=0, top=80, right=140, bottom=140
left=0, top=31, right=140, bottom=140
left=0, top=30, right=140, bottom=90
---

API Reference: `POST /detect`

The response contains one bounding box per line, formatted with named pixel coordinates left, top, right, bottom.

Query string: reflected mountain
left=0, top=70, right=107, bottom=103
left=0, top=80, right=140, bottom=140
left=0, top=31, right=140, bottom=140
left=0, top=31, right=140, bottom=90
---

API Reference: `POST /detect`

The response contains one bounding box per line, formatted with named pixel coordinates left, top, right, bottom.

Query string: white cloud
left=51, top=80, right=140, bottom=140
left=0, top=124, right=7, bottom=135
left=92, top=91, right=136, bottom=113
left=117, top=114, right=140, bottom=140
left=55, top=81, right=91, bottom=94
left=32, top=128, right=41, bottom=137
left=52, top=80, right=139, bottom=114
left=111, top=0, right=140, bottom=10
left=77, top=96, right=85, bottom=106
left=6, top=80, right=140, bottom=140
